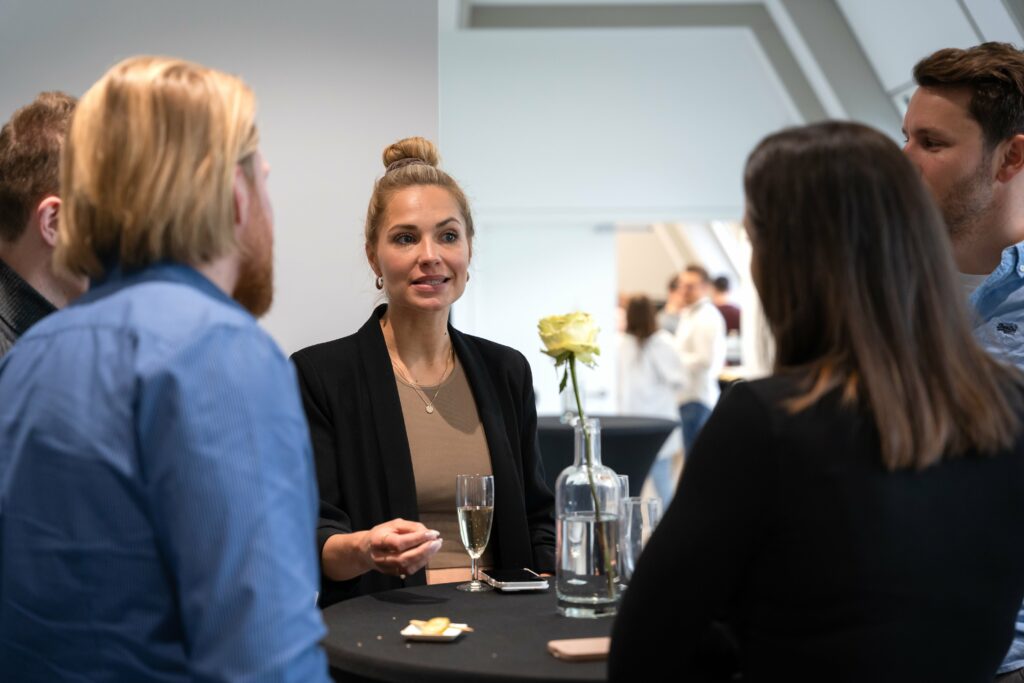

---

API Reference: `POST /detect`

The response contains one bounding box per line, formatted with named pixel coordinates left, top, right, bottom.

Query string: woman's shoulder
left=454, top=329, right=529, bottom=368
left=291, top=332, right=361, bottom=369
left=291, top=309, right=383, bottom=376
left=715, top=374, right=807, bottom=419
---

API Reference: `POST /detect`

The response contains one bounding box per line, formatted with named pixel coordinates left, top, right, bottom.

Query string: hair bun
left=382, top=136, right=439, bottom=170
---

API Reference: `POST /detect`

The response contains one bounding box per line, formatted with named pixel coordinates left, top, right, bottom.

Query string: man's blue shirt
left=968, top=243, right=1024, bottom=675
left=971, top=242, right=1024, bottom=368
left=0, top=263, right=329, bottom=682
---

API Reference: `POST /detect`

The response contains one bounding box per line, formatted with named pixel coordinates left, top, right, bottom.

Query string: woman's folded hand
left=362, top=518, right=443, bottom=577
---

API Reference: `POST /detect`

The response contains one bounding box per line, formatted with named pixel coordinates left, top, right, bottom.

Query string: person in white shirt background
left=674, top=265, right=727, bottom=495
left=617, top=294, right=685, bottom=502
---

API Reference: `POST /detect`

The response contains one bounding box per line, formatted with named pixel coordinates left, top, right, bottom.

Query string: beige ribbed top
left=395, top=357, right=495, bottom=570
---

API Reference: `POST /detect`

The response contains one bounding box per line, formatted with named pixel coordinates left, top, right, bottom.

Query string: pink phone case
left=547, top=637, right=610, bottom=662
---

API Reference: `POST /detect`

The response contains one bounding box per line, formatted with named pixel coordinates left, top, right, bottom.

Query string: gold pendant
left=426, top=404, right=435, bottom=414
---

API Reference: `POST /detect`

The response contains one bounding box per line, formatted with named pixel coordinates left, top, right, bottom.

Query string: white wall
left=441, top=25, right=799, bottom=412
left=837, top=0, right=992, bottom=92
left=0, top=0, right=438, bottom=354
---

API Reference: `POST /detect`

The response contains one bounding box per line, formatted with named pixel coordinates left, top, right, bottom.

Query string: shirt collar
left=0, top=257, right=57, bottom=336
left=75, top=261, right=240, bottom=311
left=968, top=242, right=1024, bottom=312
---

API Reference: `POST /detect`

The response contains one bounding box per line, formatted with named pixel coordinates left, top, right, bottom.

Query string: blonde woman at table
left=616, top=294, right=683, bottom=502
left=291, top=137, right=555, bottom=606
left=610, top=122, right=1024, bottom=682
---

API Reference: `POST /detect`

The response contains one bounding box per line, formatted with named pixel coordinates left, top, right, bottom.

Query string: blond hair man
left=0, top=57, right=330, bottom=681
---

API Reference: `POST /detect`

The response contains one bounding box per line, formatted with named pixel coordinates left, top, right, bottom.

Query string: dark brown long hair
left=744, top=121, right=1022, bottom=470
left=625, top=295, right=658, bottom=344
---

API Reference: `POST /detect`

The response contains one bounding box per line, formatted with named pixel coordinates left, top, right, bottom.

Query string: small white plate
left=400, top=623, right=468, bottom=642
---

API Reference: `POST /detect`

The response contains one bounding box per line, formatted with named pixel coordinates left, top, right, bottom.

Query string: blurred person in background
left=674, top=265, right=726, bottom=457
left=711, top=275, right=740, bottom=334
left=610, top=121, right=1024, bottom=683
left=712, top=276, right=742, bottom=367
left=617, top=294, right=684, bottom=502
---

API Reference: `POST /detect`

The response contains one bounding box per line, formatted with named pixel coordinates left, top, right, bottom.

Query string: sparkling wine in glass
left=456, top=474, right=494, bottom=592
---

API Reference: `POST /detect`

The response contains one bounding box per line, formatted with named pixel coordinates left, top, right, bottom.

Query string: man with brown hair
left=903, top=42, right=1024, bottom=680
left=0, top=92, right=85, bottom=356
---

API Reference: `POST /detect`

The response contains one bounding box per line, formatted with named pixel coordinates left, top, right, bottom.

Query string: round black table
left=537, top=415, right=677, bottom=497
left=321, top=584, right=611, bottom=682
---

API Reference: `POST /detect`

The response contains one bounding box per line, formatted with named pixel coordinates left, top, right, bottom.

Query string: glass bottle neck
left=573, top=418, right=602, bottom=467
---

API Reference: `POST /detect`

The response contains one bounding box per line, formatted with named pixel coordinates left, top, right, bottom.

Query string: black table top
left=321, top=584, right=611, bottom=682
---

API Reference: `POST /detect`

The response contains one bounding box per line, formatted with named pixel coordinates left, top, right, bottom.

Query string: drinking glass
left=456, top=474, right=495, bottom=592
left=617, top=474, right=630, bottom=499
left=620, top=497, right=663, bottom=587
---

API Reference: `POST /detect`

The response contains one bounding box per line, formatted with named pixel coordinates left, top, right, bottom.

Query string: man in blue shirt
left=903, top=43, right=1024, bottom=681
left=0, top=56, right=330, bottom=682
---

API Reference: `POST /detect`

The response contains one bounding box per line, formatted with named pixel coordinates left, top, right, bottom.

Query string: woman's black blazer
left=291, top=304, right=556, bottom=605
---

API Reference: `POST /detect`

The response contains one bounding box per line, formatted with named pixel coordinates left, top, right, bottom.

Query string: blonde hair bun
left=383, top=136, right=439, bottom=170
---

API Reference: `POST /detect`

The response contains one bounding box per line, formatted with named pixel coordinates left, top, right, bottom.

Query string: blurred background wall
left=0, top=0, right=438, bottom=355
left=2, top=0, right=1021, bottom=413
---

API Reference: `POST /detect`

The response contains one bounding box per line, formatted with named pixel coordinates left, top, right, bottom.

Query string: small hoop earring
left=467, top=273, right=471, bottom=282
left=375, top=276, right=383, bottom=290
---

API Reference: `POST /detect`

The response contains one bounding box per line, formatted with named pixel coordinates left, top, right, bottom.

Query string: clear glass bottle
left=555, top=417, right=621, bottom=618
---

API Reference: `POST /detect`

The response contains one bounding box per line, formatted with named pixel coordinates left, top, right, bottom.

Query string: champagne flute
left=456, top=474, right=494, bottom=592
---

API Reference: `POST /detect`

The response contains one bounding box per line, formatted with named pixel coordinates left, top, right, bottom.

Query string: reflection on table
left=321, top=583, right=610, bottom=682
left=536, top=415, right=677, bottom=497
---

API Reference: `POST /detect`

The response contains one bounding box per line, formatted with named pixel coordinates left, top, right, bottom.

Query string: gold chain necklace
left=389, top=344, right=455, bottom=414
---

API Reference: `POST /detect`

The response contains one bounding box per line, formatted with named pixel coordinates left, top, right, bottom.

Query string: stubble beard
left=940, top=155, right=994, bottom=251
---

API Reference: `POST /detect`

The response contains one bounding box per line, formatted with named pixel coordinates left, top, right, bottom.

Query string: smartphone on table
left=480, top=568, right=549, bottom=591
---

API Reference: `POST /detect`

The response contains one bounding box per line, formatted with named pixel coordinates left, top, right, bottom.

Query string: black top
left=292, top=305, right=556, bottom=606
left=609, top=375, right=1024, bottom=683
left=0, top=257, right=55, bottom=358
left=321, top=584, right=609, bottom=683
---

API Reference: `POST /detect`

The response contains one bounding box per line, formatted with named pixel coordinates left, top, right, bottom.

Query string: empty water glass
left=620, top=497, right=662, bottom=587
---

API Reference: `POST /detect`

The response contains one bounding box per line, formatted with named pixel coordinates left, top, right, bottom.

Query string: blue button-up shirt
left=971, top=242, right=1024, bottom=369
left=968, top=244, right=1024, bottom=674
left=0, top=263, right=330, bottom=682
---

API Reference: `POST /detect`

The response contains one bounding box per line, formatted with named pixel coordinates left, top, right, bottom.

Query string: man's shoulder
left=25, top=279, right=280, bottom=370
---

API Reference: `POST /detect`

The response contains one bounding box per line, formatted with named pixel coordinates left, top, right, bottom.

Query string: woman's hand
left=361, top=518, right=443, bottom=577
left=322, top=518, right=442, bottom=582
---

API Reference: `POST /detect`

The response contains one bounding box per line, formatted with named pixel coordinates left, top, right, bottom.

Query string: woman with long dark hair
left=609, top=122, right=1024, bottom=682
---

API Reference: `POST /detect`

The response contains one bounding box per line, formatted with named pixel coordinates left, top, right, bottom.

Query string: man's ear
left=36, top=195, right=61, bottom=248
left=996, top=133, right=1024, bottom=183
left=233, top=165, right=251, bottom=239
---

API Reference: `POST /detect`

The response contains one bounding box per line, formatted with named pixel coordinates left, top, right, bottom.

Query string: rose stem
left=569, top=355, right=616, bottom=598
